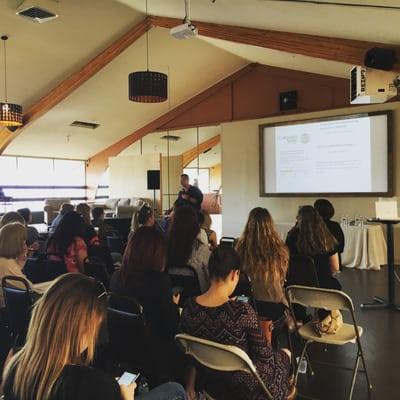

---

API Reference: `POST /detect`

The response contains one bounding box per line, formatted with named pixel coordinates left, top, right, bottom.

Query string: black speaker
left=280, top=90, right=297, bottom=111
left=364, top=48, right=397, bottom=71
left=147, top=170, right=160, bottom=190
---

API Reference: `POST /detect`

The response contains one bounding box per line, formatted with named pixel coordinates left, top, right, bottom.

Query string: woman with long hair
left=236, top=208, right=289, bottom=317
left=46, top=211, right=88, bottom=273
left=167, top=205, right=210, bottom=292
left=286, top=205, right=341, bottom=290
left=181, top=246, right=294, bottom=400
left=200, top=210, right=218, bottom=250
left=76, top=203, right=99, bottom=246
left=2, top=273, right=186, bottom=400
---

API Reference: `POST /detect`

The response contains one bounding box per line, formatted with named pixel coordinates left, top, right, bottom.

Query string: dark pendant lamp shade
left=129, top=70, right=168, bottom=103
left=0, top=102, right=22, bottom=127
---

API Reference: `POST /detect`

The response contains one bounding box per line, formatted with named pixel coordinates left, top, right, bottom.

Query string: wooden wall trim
left=182, top=135, right=221, bottom=167
left=150, top=15, right=400, bottom=72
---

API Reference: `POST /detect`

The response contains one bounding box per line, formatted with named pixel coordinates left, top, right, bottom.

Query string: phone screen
left=118, top=372, right=139, bottom=385
left=237, top=295, right=249, bottom=303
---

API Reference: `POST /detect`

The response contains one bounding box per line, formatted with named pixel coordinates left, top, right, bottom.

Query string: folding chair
left=168, top=265, right=201, bottom=306
left=84, top=258, right=110, bottom=289
left=175, top=333, right=273, bottom=400
left=2, top=276, right=34, bottom=348
left=23, top=253, right=67, bottom=283
left=285, top=285, right=372, bottom=400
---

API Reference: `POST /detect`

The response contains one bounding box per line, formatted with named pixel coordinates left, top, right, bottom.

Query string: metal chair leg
left=348, top=351, right=361, bottom=400
left=304, top=349, right=315, bottom=376
left=357, top=338, right=373, bottom=390
left=294, top=340, right=310, bottom=385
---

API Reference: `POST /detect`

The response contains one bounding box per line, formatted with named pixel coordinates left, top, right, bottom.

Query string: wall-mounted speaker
left=364, top=48, right=397, bottom=71
left=147, top=170, right=160, bottom=190
left=280, top=90, right=297, bottom=111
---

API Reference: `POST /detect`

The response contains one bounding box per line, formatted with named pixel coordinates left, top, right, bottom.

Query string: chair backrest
left=88, top=244, right=115, bottom=274
left=106, top=235, right=124, bottom=254
left=2, top=276, right=34, bottom=347
left=285, top=285, right=354, bottom=312
left=287, top=255, right=319, bottom=287
left=107, top=293, right=147, bottom=359
left=23, top=254, right=67, bottom=284
left=168, top=265, right=201, bottom=305
left=175, top=333, right=273, bottom=400
left=84, top=258, right=110, bottom=289
left=219, top=236, right=237, bottom=248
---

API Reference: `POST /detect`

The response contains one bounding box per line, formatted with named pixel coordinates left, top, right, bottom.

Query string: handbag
left=315, top=309, right=343, bottom=335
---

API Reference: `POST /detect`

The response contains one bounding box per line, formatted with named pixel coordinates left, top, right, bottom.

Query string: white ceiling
left=1, top=0, right=400, bottom=160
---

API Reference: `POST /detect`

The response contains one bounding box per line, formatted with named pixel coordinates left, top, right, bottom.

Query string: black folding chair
left=88, top=244, right=116, bottom=274
left=23, top=253, right=67, bottom=284
left=286, top=255, right=319, bottom=288
left=2, top=276, right=34, bottom=348
left=168, top=265, right=201, bottom=306
left=105, top=293, right=165, bottom=385
left=84, top=258, right=110, bottom=289
left=106, top=231, right=125, bottom=255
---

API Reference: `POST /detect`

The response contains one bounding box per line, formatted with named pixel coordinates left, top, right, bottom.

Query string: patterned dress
left=180, top=298, right=291, bottom=400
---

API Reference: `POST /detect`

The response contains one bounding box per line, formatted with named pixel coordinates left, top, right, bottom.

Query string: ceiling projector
left=170, top=22, right=198, bottom=40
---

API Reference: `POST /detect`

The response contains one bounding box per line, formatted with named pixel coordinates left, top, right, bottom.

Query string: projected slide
left=262, top=114, right=389, bottom=194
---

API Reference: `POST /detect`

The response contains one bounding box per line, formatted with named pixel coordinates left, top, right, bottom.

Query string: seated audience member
left=286, top=205, right=341, bottom=290
left=0, top=212, right=25, bottom=229
left=76, top=203, right=99, bottom=246
left=236, top=207, right=289, bottom=318
left=17, top=208, right=40, bottom=250
left=180, top=246, right=293, bottom=400
left=0, top=223, right=50, bottom=309
left=200, top=210, right=218, bottom=250
left=167, top=206, right=210, bottom=292
left=314, top=198, right=345, bottom=258
left=2, top=273, right=186, bottom=400
left=111, top=227, right=181, bottom=376
left=131, top=205, right=155, bottom=232
left=92, top=207, right=113, bottom=243
left=49, top=203, right=74, bottom=233
left=46, top=211, right=88, bottom=273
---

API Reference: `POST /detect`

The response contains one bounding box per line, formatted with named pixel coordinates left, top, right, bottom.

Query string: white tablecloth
left=275, top=222, right=387, bottom=270
left=341, top=224, right=387, bottom=270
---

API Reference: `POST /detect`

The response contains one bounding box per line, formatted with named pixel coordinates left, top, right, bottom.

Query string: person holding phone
left=2, top=273, right=186, bottom=400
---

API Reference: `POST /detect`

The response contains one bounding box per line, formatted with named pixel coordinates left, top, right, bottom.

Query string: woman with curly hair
left=236, top=208, right=289, bottom=319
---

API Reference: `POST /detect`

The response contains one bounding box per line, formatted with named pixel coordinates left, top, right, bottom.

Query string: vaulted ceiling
left=1, top=0, right=399, bottom=161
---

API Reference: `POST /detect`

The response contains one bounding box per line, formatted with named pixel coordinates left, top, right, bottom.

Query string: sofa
left=93, top=197, right=153, bottom=218
left=43, top=198, right=71, bottom=224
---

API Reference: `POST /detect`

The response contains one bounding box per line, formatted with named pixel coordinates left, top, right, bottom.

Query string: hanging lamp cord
left=145, top=0, right=149, bottom=71
left=2, top=36, right=8, bottom=103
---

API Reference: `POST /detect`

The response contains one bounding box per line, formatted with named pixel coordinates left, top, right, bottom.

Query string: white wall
left=221, top=102, right=400, bottom=239
left=109, top=154, right=160, bottom=201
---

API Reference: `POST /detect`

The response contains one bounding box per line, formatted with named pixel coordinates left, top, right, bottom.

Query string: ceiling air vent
left=70, top=121, right=100, bottom=130
left=160, top=135, right=181, bottom=141
left=16, top=1, right=59, bottom=23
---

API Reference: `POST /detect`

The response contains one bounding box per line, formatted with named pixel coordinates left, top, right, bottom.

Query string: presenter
left=175, top=174, right=203, bottom=210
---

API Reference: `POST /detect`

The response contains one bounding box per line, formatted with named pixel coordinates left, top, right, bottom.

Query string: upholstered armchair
left=43, top=198, right=71, bottom=224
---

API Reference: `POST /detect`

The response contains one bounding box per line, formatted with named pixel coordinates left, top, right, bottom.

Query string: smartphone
left=172, top=286, right=184, bottom=296
left=118, top=372, right=140, bottom=385
left=236, top=295, right=249, bottom=303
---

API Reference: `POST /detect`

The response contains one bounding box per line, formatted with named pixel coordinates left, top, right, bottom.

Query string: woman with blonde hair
left=0, top=212, right=25, bottom=228
left=236, top=208, right=289, bottom=313
left=0, top=223, right=49, bottom=310
left=200, top=210, right=218, bottom=250
left=2, top=273, right=186, bottom=400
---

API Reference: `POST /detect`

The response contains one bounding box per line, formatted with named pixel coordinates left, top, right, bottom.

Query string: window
left=0, top=156, right=86, bottom=212
left=183, top=168, right=210, bottom=193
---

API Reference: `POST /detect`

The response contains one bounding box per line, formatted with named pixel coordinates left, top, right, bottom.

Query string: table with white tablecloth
left=341, top=224, right=386, bottom=270
left=275, top=222, right=387, bottom=270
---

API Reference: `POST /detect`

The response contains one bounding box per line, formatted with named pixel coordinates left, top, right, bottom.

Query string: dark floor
left=296, top=266, right=400, bottom=400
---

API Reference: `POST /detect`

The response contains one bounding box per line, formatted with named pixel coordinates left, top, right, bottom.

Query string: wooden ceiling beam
left=0, top=16, right=152, bottom=154
left=182, top=134, right=220, bottom=167
left=150, top=15, right=400, bottom=72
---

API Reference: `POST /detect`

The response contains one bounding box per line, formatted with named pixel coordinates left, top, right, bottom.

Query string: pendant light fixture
left=128, top=0, right=168, bottom=103
left=0, top=36, right=22, bottom=127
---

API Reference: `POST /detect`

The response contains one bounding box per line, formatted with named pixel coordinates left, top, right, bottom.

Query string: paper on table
left=375, top=201, right=400, bottom=220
